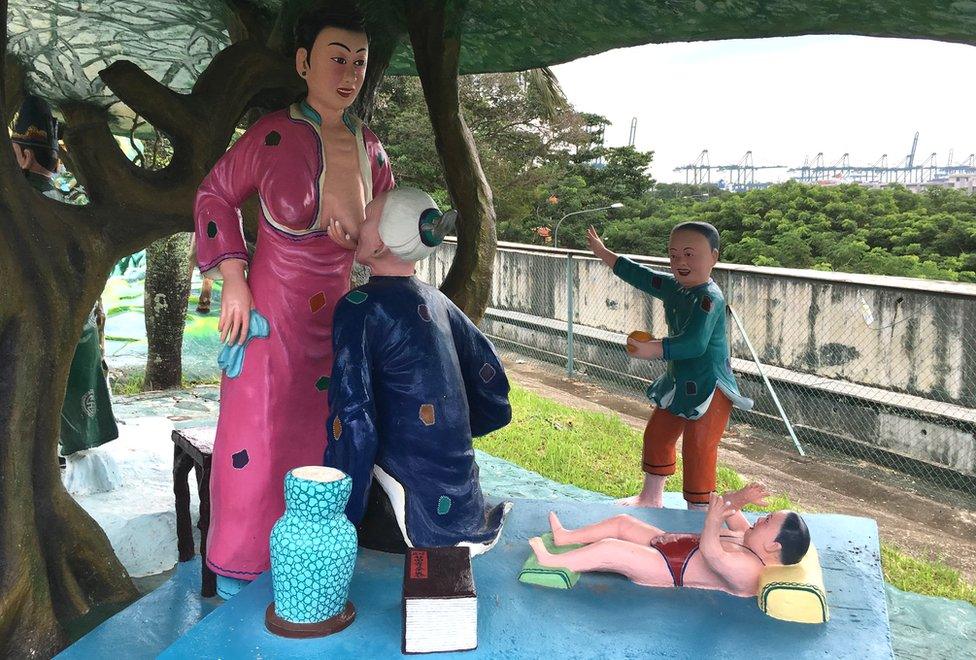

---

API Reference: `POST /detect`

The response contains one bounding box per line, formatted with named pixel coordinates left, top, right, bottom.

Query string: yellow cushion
left=757, top=543, right=829, bottom=624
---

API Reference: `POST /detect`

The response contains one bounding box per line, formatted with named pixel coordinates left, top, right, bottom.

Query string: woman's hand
left=218, top=259, right=252, bottom=345
left=327, top=217, right=358, bottom=251
left=705, top=492, right=739, bottom=528
left=586, top=225, right=618, bottom=269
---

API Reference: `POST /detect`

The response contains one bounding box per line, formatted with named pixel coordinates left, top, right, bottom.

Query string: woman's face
left=296, top=27, right=368, bottom=113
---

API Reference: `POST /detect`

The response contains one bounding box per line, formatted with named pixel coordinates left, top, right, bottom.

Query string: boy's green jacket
left=614, top=256, right=753, bottom=419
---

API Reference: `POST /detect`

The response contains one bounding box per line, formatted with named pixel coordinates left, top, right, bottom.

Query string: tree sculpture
left=2, top=0, right=975, bottom=655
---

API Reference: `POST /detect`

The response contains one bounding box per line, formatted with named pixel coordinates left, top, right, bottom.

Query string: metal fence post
left=566, top=253, right=575, bottom=377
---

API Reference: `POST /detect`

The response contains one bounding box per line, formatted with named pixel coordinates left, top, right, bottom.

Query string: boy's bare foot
left=616, top=493, right=663, bottom=508
left=549, top=511, right=569, bottom=545
left=529, top=536, right=559, bottom=567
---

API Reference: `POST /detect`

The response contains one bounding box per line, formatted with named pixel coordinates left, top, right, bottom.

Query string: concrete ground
left=503, top=358, right=976, bottom=582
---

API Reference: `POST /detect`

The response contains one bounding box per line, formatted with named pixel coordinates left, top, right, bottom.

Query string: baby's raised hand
left=705, top=492, right=738, bottom=526
left=726, top=483, right=769, bottom=509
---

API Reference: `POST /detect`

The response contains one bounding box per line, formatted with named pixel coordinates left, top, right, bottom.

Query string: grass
left=476, top=384, right=976, bottom=605
left=110, top=369, right=220, bottom=396
left=881, top=545, right=976, bottom=605
left=474, top=385, right=794, bottom=508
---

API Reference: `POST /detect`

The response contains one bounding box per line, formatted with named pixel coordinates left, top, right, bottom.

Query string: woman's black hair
left=294, top=6, right=368, bottom=58
left=671, top=221, right=720, bottom=252
left=775, top=512, right=811, bottom=565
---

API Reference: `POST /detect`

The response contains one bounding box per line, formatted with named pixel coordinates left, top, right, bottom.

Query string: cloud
left=551, top=36, right=976, bottom=183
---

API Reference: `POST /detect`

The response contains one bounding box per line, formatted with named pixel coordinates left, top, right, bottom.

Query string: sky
left=551, top=35, right=976, bottom=184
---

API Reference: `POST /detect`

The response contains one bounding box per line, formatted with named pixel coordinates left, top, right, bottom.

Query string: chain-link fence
left=418, top=239, right=976, bottom=503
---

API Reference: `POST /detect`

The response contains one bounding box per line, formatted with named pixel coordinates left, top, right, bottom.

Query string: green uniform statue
left=14, top=96, right=118, bottom=455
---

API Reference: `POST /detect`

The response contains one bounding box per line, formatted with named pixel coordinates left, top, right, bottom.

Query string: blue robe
left=324, top=276, right=512, bottom=551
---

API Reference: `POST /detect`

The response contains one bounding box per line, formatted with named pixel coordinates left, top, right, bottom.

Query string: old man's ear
left=12, top=144, right=32, bottom=170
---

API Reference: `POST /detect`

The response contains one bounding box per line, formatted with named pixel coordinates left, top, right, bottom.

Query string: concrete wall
left=417, top=240, right=976, bottom=479
left=420, top=240, right=976, bottom=408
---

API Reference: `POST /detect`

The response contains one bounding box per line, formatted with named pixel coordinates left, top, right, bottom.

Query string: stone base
left=264, top=601, right=356, bottom=639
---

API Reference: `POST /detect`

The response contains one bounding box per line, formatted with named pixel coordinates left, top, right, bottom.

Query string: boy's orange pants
left=642, top=390, right=732, bottom=505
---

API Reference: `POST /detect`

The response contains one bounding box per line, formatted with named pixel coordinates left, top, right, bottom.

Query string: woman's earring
left=301, top=70, right=307, bottom=77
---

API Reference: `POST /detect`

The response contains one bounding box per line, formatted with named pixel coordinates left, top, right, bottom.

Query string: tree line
left=375, top=74, right=976, bottom=283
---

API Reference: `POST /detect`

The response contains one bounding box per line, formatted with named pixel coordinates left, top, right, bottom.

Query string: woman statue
left=192, top=7, right=394, bottom=598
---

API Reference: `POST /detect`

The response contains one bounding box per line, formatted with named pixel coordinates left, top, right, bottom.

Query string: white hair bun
left=377, top=187, right=456, bottom=262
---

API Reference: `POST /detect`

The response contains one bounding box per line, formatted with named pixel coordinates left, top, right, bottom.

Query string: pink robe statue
left=194, top=101, right=394, bottom=580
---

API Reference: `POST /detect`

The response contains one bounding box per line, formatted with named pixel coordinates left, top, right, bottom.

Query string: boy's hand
left=586, top=226, right=617, bottom=268
left=726, top=483, right=769, bottom=510
left=626, top=336, right=664, bottom=360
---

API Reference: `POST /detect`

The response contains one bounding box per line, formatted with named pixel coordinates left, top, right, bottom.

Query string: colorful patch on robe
left=419, top=404, right=435, bottom=426
left=309, top=291, right=327, bottom=313
left=479, top=363, right=496, bottom=383
left=315, top=376, right=330, bottom=392
left=264, top=131, right=281, bottom=146
left=332, top=417, right=342, bottom=441
left=206, top=221, right=218, bottom=239
left=701, top=295, right=713, bottom=312
left=417, top=304, right=431, bottom=322
left=376, top=150, right=386, bottom=167
left=346, top=290, right=368, bottom=304
left=437, top=496, right=452, bottom=515
left=651, top=275, right=663, bottom=289
left=232, top=449, right=249, bottom=469
left=685, top=381, right=698, bottom=395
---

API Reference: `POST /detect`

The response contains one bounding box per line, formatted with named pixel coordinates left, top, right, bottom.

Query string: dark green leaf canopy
left=9, top=0, right=976, bottom=117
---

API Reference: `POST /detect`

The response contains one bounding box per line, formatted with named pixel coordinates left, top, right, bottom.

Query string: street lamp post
left=552, top=202, right=624, bottom=248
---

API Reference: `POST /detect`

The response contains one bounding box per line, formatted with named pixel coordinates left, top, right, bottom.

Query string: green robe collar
left=299, top=99, right=358, bottom=136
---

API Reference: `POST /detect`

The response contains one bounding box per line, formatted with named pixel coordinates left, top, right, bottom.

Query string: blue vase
left=268, top=466, right=358, bottom=629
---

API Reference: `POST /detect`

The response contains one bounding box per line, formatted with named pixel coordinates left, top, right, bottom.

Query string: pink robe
left=194, top=102, right=394, bottom=579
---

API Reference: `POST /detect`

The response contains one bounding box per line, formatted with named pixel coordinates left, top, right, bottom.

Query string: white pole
left=728, top=305, right=806, bottom=457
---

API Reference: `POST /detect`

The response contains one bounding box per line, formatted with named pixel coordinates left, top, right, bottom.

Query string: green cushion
left=518, top=533, right=582, bottom=589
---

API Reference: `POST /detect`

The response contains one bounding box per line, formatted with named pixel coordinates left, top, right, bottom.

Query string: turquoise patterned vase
left=266, top=466, right=358, bottom=637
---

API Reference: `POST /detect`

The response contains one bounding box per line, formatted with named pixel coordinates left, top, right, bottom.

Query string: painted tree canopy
left=9, top=0, right=976, bottom=132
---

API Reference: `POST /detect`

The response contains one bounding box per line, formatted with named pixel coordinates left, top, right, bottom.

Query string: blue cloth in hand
left=217, top=309, right=270, bottom=379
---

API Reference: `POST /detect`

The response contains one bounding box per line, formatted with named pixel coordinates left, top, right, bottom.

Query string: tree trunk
left=0, top=180, right=139, bottom=659
left=144, top=233, right=192, bottom=390
left=405, top=0, right=497, bottom=323
left=0, top=1, right=304, bottom=652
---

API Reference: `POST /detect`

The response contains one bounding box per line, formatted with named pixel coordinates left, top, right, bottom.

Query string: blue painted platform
left=154, top=498, right=890, bottom=659
left=57, top=559, right=221, bottom=660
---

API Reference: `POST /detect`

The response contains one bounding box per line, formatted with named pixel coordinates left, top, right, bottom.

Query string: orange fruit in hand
left=626, top=330, right=654, bottom=353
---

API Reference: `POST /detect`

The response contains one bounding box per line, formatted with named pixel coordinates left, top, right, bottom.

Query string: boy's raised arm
left=587, top=226, right=676, bottom=301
